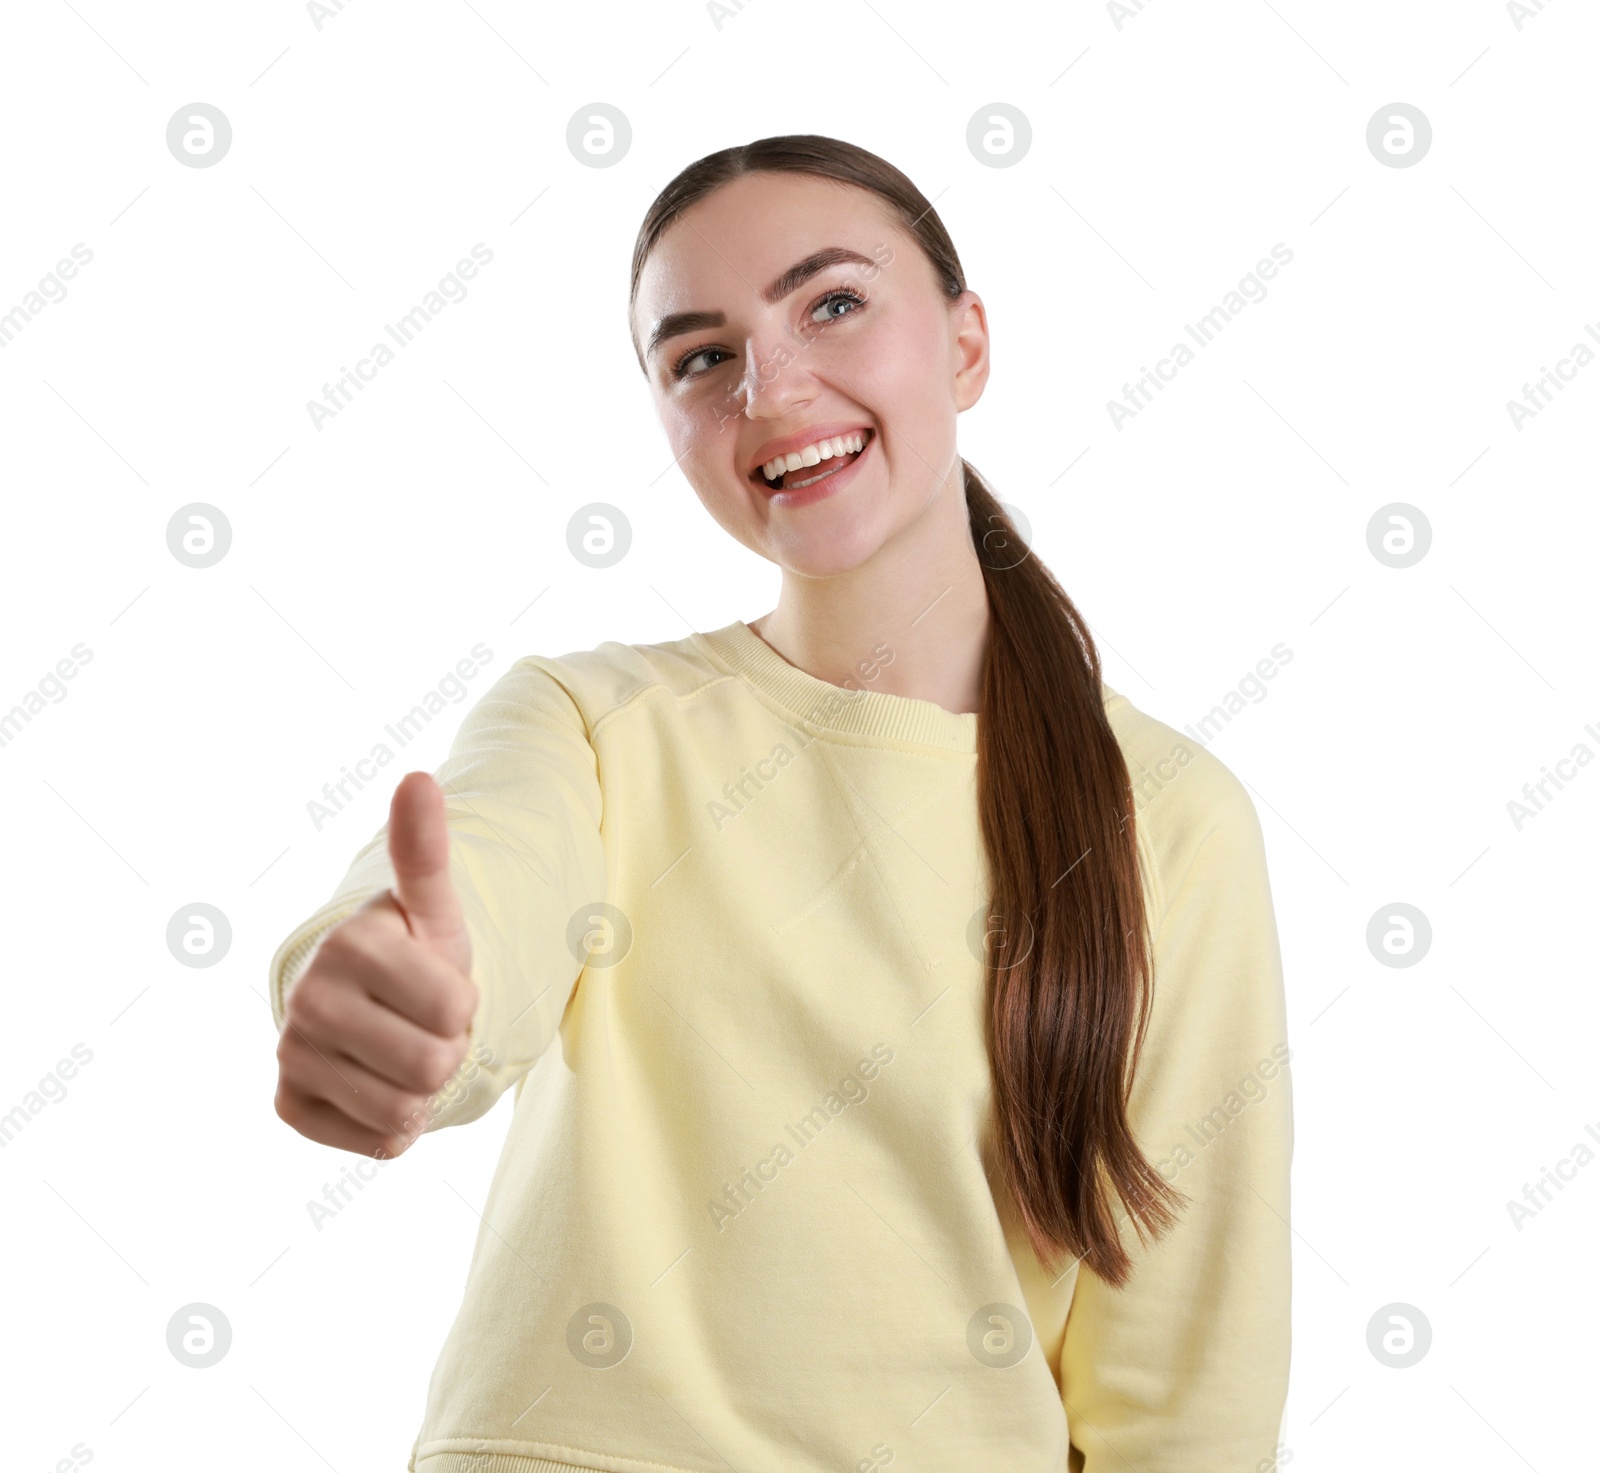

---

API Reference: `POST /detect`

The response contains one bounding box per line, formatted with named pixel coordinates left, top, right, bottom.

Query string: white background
left=1, top=0, right=1594, bottom=1468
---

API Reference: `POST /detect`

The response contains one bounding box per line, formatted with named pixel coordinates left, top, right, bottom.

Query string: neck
left=749, top=468, right=990, bottom=717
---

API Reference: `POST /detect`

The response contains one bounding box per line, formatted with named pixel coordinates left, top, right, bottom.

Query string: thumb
left=387, top=771, right=467, bottom=954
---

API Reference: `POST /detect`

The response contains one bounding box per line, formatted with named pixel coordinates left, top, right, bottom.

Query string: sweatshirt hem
left=414, top=1457, right=608, bottom=1473
left=412, top=1438, right=706, bottom=1473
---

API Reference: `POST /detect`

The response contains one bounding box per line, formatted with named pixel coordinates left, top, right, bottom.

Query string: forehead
left=636, top=172, right=900, bottom=309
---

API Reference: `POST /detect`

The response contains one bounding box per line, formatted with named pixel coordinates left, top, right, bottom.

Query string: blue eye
left=810, top=287, right=866, bottom=324
left=670, top=286, right=869, bottom=381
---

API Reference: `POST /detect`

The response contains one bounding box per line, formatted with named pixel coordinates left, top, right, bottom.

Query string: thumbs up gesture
left=274, top=772, right=480, bottom=1158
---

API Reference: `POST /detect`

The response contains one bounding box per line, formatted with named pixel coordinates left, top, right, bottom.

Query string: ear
left=950, top=290, right=991, bottom=412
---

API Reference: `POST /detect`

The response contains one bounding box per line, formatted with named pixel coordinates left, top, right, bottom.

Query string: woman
left=270, top=134, right=1293, bottom=1473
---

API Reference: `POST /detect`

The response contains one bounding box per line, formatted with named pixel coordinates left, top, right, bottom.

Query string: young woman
left=270, top=134, right=1293, bottom=1473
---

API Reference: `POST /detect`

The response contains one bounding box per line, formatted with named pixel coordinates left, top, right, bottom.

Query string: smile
left=784, top=457, right=852, bottom=491
left=752, top=429, right=875, bottom=504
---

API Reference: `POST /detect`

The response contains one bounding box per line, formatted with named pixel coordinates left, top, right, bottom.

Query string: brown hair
left=627, top=134, right=1185, bottom=1286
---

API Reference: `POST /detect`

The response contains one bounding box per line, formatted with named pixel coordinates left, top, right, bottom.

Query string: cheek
left=661, top=412, right=711, bottom=485
left=856, top=325, right=959, bottom=500
left=660, top=398, right=696, bottom=450
left=852, top=314, right=945, bottom=409
left=665, top=419, right=752, bottom=523
left=665, top=395, right=737, bottom=472
left=681, top=433, right=739, bottom=502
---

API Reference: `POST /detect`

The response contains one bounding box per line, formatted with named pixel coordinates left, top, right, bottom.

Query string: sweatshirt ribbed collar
left=692, top=620, right=979, bottom=754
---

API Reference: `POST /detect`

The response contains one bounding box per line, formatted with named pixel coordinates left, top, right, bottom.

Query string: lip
left=746, top=422, right=874, bottom=482
left=763, top=427, right=875, bottom=509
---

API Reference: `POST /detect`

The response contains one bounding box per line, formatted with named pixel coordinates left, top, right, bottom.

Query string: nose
left=735, top=323, right=818, bottom=420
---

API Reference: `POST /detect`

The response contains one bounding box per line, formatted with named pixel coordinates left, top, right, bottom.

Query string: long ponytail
left=963, top=460, right=1184, bottom=1284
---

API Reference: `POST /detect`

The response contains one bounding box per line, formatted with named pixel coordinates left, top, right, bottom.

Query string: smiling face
left=632, top=171, right=989, bottom=579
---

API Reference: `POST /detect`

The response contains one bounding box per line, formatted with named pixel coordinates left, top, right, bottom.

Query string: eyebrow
left=644, top=246, right=879, bottom=364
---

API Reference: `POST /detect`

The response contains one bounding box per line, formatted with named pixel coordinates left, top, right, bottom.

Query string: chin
left=768, top=508, right=890, bottom=577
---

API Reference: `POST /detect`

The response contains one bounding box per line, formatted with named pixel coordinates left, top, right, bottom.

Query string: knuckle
left=404, top=1034, right=457, bottom=1094
left=397, top=1098, right=432, bottom=1137
left=279, top=1032, right=317, bottom=1084
left=316, top=924, right=372, bottom=973
left=273, top=1086, right=302, bottom=1130
left=427, top=1037, right=466, bottom=1092
left=446, top=981, right=479, bottom=1038
left=384, top=1105, right=426, bottom=1149
left=284, top=986, right=327, bottom=1035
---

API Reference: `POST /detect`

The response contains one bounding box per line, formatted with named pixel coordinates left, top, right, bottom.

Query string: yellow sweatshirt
left=268, top=619, right=1293, bottom=1473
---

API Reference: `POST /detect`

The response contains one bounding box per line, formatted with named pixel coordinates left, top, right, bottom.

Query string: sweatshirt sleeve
left=1060, top=748, right=1293, bottom=1473
left=267, top=655, right=608, bottom=1133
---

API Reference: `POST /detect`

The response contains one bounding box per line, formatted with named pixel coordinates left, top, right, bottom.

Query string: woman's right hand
left=273, top=771, right=479, bottom=1158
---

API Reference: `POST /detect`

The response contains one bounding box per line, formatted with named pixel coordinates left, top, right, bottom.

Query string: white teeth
left=762, top=431, right=866, bottom=481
